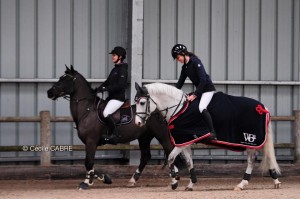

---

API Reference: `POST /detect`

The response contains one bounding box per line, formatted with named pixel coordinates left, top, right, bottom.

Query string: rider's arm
left=193, top=60, right=207, bottom=97
left=175, top=67, right=187, bottom=89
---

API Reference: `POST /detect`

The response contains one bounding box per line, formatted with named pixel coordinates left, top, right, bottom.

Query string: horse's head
left=47, top=65, right=78, bottom=100
left=134, top=82, right=157, bottom=127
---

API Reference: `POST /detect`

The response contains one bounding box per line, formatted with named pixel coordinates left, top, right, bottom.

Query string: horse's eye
left=140, top=101, right=145, bottom=106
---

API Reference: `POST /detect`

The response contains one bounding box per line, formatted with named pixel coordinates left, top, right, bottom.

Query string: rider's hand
left=96, top=87, right=107, bottom=93
left=187, top=94, right=197, bottom=102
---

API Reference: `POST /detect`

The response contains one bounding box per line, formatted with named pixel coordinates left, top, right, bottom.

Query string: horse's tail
left=260, top=121, right=281, bottom=175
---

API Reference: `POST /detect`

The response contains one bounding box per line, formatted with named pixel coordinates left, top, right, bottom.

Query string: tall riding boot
left=201, top=109, right=217, bottom=141
left=105, top=114, right=120, bottom=144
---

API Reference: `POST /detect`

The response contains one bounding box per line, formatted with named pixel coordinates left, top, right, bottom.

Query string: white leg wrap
left=84, top=169, right=94, bottom=186
left=172, top=178, right=178, bottom=184
left=84, top=178, right=93, bottom=186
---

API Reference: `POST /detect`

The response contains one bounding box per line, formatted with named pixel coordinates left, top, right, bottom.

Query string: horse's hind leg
left=181, top=146, right=196, bottom=191
left=234, top=149, right=256, bottom=191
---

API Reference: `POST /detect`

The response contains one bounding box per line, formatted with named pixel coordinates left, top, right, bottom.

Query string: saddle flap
left=97, top=99, right=133, bottom=125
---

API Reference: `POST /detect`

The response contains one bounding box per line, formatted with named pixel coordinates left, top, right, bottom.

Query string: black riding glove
left=96, top=86, right=107, bottom=93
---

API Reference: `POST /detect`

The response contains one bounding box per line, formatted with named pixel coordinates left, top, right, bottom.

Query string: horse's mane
left=66, top=69, right=96, bottom=94
left=144, top=83, right=184, bottom=100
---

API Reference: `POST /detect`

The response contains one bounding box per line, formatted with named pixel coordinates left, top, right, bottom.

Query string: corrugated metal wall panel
left=0, top=0, right=129, bottom=161
left=143, top=0, right=299, bottom=160
left=0, top=0, right=299, bottom=163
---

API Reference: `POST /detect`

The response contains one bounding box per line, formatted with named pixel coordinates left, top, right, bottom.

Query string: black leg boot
left=105, top=114, right=120, bottom=144
left=201, top=109, right=217, bottom=141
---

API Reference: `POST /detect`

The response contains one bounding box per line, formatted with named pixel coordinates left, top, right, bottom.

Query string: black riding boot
left=202, top=109, right=217, bottom=141
left=105, top=114, right=120, bottom=144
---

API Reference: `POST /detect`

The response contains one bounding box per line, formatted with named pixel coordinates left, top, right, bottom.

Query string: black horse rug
left=168, top=92, right=270, bottom=151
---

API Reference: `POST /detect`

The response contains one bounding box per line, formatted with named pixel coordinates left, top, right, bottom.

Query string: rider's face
left=111, top=54, right=121, bottom=64
left=176, top=55, right=185, bottom=64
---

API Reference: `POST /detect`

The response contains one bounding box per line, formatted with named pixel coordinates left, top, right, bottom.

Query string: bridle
left=135, top=92, right=187, bottom=124
left=135, top=95, right=157, bottom=124
left=53, top=73, right=94, bottom=103
left=51, top=72, right=97, bottom=128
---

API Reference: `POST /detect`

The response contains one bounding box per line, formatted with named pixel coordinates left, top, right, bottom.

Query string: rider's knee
left=103, top=110, right=109, bottom=118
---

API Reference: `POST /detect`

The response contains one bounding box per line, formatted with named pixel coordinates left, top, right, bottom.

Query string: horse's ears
left=65, top=64, right=70, bottom=71
left=135, top=82, right=148, bottom=95
left=135, top=82, right=144, bottom=93
left=70, top=65, right=74, bottom=72
left=135, top=82, right=141, bottom=92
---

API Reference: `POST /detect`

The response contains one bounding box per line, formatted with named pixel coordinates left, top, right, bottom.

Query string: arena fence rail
left=0, top=110, right=299, bottom=166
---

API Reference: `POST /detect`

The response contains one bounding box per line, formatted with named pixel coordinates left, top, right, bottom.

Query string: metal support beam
left=129, top=0, right=143, bottom=104
left=129, top=0, right=144, bottom=166
left=294, top=110, right=300, bottom=163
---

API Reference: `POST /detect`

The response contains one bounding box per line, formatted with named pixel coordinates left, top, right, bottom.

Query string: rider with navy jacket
left=171, top=44, right=217, bottom=141
left=97, top=46, right=128, bottom=144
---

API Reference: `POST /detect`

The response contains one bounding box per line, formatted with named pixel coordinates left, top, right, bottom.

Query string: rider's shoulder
left=190, top=56, right=202, bottom=66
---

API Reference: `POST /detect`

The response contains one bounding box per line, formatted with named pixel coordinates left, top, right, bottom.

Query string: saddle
left=97, top=99, right=133, bottom=125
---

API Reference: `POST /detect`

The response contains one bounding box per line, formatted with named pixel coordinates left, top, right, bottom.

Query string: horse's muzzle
left=47, top=88, right=58, bottom=100
left=135, top=117, right=145, bottom=127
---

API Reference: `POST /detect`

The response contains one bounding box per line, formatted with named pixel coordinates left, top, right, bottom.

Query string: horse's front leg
left=168, top=146, right=185, bottom=190
left=181, top=145, right=196, bottom=191
left=78, top=143, right=112, bottom=190
left=128, top=137, right=152, bottom=187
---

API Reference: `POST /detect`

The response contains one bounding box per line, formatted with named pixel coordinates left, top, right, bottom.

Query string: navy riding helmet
left=171, top=44, right=187, bottom=59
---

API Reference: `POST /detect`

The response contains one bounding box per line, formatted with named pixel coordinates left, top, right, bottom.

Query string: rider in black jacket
left=97, top=46, right=128, bottom=144
left=172, top=44, right=217, bottom=141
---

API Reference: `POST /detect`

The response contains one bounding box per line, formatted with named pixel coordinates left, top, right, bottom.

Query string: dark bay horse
left=47, top=66, right=183, bottom=190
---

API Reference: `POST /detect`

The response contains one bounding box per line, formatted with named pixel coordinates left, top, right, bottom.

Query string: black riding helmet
left=171, top=44, right=187, bottom=59
left=109, top=46, right=126, bottom=60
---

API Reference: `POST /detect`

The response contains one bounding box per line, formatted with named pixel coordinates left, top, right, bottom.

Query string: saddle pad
left=97, top=100, right=133, bottom=125
left=168, top=92, right=269, bottom=151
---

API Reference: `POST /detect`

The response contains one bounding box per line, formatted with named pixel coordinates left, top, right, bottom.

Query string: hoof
left=171, top=182, right=178, bottom=190
left=233, top=186, right=242, bottom=191
left=127, top=181, right=136, bottom=187
left=102, top=174, right=112, bottom=184
left=78, top=182, right=90, bottom=190
left=185, top=187, right=193, bottom=191
left=274, top=183, right=281, bottom=189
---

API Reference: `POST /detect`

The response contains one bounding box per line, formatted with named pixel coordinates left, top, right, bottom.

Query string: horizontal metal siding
left=143, top=0, right=299, bottom=160
left=0, top=0, right=298, bottom=163
left=0, top=0, right=129, bottom=160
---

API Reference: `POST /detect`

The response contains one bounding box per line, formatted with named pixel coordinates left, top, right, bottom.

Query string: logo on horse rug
left=168, top=92, right=270, bottom=151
